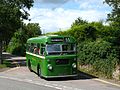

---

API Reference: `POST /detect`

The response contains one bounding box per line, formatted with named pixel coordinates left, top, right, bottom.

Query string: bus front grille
left=56, top=59, right=69, bottom=65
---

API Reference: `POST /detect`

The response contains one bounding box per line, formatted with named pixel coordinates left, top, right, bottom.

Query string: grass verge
left=0, top=64, right=7, bottom=69
left=78, top=63, right=120, bottom=85
left=0, top=60, right=12, bottom=69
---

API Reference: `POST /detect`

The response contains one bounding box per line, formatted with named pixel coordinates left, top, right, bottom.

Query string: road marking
left=93, top=78, right=120, bottom=88
left=0, top=67, right=83, bottom=89
left=0, top=76, right=62, bottom=90
left=3, top=67, right=20, bottom=73
left=0, top=76, right=82, bottom=90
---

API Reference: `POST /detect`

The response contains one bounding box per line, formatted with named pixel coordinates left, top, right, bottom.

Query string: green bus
left=26, top=35, right=78, bottom=78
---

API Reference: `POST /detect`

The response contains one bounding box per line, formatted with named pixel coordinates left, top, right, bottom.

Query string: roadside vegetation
left=0, top=60, right=12, bottom=69
left=7, top=23, right=41, bottom=56
left=0, top=64, right=7, bottom=69
left=49, top=19, right=120, bottom=80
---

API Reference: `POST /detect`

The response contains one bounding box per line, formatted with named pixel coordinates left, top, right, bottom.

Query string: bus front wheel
left=37, top=65, right=42, bottom=78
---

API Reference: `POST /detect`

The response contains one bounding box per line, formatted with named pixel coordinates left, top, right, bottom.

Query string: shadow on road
left=45, top=71, right=97, bottom=81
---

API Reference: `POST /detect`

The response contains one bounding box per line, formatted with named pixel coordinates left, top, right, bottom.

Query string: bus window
left=41, top=44, right=45, bottom=55
left=33, top=44, right=37, bottom=54
left=47, top=44, right=61, bottom=52
left=62, top=44, right=74, bottom=51
left=33, top=43, right=40, bottom=55
left=41, top=48, right=45, bottom=55
left=26, top=43, right=31, bottom=52
left=34, top=43, right=40, bottom=55
left=37, top=43, right=40, bottom=55
left=26, top=43, right=29, bottom=51
left=30, top=43, right=34, bottom=53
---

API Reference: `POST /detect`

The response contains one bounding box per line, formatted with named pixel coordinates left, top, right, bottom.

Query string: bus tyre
left=28, top=60, right=32, bottom=72
left=37, top=65, right=42, bottom=78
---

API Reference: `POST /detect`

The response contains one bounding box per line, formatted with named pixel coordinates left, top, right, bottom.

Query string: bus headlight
left=72, top=63, right=77, bottom=68
left=48, top=64, right=53, bottom=70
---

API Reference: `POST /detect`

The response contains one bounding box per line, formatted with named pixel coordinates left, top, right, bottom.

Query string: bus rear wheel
left=37, top=65, right=42, bottom=78
left=28, top=60, right=32, bottom=72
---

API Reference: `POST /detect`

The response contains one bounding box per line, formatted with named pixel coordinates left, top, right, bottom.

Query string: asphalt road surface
left=0, top=67, right=120, bottom=90
left=0, top=77, right=57, bottom=90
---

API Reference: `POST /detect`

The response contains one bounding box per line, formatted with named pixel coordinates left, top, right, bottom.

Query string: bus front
left=44, top=37, right=78, bottom=78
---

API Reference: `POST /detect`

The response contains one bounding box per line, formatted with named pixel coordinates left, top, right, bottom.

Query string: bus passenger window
left=34, top=43, right=40, bottom=55
left=41, top=48, right=45, bottom=55
left=33, top=46, right=37, bottom=54
left=37, top=43, right=40, bottom=55
left=30, top=43, right=34, bottom=53
left=33, top=43, right=40, bottom=55
left=26, top=43, right=29, bottom=51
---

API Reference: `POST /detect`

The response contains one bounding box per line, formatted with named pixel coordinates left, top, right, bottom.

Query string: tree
left=65, top=24, right=97, bottom=44
left=71, top=17, right=88, bottom=28
left=7, top=23, right=41, bottom=56
left=105, top=0, right=120, bottom=26
left=0, top=0, right=34, bottom=64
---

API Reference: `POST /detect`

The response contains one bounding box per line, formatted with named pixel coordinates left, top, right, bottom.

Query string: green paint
left=26, top=35, right=78, bottom=78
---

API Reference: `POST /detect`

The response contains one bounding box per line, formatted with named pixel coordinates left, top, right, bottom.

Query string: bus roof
left=27, top=35, right=75, bottom=44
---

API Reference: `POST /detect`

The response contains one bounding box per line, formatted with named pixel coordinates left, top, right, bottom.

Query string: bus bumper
left=43, top=74, right=78, bottom=78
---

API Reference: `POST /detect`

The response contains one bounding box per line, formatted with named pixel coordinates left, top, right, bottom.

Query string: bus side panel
left=40, top=58, right=48, bottom=77
left=26, top=53, right=34, bottom=71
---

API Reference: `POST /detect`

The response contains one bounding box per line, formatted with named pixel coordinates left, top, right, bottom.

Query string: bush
left=78, top=39, right=119, bottom=78
left=7, top=37, right=26, bottom=56
left=51, top=24, right=97, bottom=44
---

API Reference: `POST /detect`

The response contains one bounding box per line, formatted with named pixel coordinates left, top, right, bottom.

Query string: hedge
left=78, top=39, right=119, bottom=78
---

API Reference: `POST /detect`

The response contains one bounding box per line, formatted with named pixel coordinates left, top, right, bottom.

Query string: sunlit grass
left=0, top=60, right=12, bottom=69
left=0, top=64, right=7, bottom=69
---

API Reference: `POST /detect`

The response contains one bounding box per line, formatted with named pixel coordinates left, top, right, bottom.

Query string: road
left=0, top=67, right=120, bottom=90
left=0, top=77, right=57, bottom=90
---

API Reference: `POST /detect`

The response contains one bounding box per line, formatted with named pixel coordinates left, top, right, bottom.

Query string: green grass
left=0, top=64, right=7, bottom=69
left=3, top=60, right=12, bottom=67
left=0, top=60, right=12, bottom=69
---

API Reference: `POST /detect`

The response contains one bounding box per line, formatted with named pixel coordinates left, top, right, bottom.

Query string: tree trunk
left=0, top=40, right=3, bottom=64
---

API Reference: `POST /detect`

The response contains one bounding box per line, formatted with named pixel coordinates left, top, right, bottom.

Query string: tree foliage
left=71, top=17, right=88, bottom=28
left=105, top=0, right=120, bottom=26
left=0, top=0, right=34, bottom=40
left=52, top=23, right=97, bottom=44
left=0, top=0, right=33, bottom=64
left=7, top=23, right=41, bottom=56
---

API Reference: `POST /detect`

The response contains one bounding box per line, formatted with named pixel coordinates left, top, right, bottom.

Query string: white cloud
left=24, top=7, right=109, bottom=33
left=24, top=0, right=111, bottom=33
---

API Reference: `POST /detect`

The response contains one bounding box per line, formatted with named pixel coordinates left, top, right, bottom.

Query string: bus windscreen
left=46, top=44, right=76, bottom=55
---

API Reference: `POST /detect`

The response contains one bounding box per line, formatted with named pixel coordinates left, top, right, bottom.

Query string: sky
left=24, top=0, right=112, bottom=34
